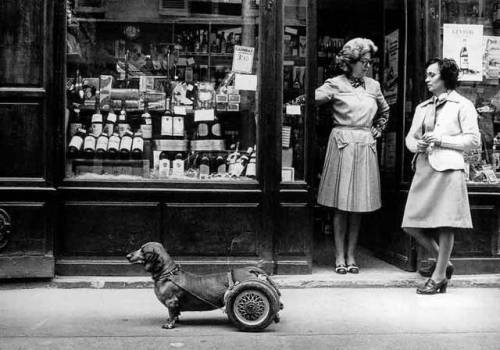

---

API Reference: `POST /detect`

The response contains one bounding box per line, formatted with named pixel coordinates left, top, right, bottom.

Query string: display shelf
left=67, top=158, right=151, bottom=178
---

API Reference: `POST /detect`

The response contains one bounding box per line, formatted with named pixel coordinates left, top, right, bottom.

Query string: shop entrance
left=312, top=0, right=414, bottom=272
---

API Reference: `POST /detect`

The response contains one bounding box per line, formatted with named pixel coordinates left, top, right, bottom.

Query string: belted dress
left=316, top=75, right=390, bottom=212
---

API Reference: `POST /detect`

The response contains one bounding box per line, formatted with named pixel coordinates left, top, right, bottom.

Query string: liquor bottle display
left=64, top=6, right=257, bottom=181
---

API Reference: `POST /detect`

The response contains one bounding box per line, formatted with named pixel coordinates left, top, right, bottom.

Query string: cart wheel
left=226, top=280, right=280, bottom=332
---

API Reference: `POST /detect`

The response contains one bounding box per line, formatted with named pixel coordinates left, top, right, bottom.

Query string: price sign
left=232, top=45, right=255, bottom=74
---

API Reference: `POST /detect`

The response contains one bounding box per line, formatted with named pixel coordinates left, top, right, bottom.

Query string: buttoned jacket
left=406, top=90, right=480, bottom=171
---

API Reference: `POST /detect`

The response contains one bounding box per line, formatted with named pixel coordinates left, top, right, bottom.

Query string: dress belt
left=334, top=125, right=371, bottom=131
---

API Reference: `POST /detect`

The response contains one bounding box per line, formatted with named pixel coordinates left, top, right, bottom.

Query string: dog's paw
left=162, top=322, right=176, bottom=329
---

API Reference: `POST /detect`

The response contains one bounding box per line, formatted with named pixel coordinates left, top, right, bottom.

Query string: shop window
left=438, top=0, right=500, bottom=184
left=282, top=0, right=307, bottom=182
left=65, top=0, right=259, bottom=182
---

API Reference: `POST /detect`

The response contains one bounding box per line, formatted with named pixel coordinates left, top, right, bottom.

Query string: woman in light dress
left=314, top=38, right=390, bottom=274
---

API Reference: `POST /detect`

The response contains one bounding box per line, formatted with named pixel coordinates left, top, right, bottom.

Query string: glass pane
left=440, top=0, right=496, bottom=184
left=65, top=0, right=259, bottom=182
left=282, top=0, right=307, bottom=182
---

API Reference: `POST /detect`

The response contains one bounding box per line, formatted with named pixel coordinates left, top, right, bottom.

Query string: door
left=0, top=0, right=56, bottom=278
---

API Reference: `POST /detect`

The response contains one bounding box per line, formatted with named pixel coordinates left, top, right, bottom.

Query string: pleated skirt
left=402, top=153, right=472, bottom=228
left=317, top=127, right=381, bottom=212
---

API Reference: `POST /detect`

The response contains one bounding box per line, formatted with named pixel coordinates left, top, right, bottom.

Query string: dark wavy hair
left=425, top=58, right=459, bottom=90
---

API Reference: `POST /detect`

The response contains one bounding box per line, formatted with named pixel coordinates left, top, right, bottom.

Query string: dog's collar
left=153, top=264, right=181, bottom=282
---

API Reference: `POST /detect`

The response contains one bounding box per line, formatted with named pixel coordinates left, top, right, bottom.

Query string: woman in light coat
left=402, top=58, right=480, bottom=294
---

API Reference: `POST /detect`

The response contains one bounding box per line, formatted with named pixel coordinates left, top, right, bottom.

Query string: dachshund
left=126, top=242, right=269, bottom=329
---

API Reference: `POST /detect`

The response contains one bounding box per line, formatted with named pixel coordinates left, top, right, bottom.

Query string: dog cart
left=223, top=273, right=284, bottom=331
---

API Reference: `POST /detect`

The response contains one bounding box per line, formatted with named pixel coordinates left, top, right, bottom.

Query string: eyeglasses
left=360, top=59, right=373, bottom=66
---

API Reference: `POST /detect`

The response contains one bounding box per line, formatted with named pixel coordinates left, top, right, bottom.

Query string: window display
left=440, top=0, right=500, bottom=184
left=65, top=0, right=259, bottom=181
left=282, top=0, right=307, bottom=182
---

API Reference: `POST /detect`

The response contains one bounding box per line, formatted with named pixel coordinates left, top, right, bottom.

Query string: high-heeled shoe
left=416, top=278, right=448, bottom=294
left=419, top=261, right=454, bottom=280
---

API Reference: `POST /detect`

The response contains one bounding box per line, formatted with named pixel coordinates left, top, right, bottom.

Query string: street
left=1, top=288, right=500, bottom=349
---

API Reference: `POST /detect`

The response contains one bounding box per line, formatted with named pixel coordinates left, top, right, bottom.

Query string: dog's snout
left=126, top=253, right=132, bottom=260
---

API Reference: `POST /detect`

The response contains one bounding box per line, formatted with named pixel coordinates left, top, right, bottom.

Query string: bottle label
left=173, top=117, right=184, bottom=137
left=200, top=164, right=210, bottom=178
left=105, top=123, right=115, bottom=136
left=69, top=123, right=83, bottom=137
left=132, top=137, right=144, bottom=152
left=161, top=116, right=173, bottom=136
left=118, top=123, right=129, bottom=137
left=96, top=136, right=109, bottom=151
left=91, top=113, right=103, bottom=123
left=141, top=124, right=153, bottom=139
left=69, top=135, right=83, bottom=150
left=84, top=136, right=96, bottom=150
left=108, top=136, right=121, bottom=151
left=211, top=123, right=221, bottom=137
left=120, top=136, right=133, bottom=151
left=159, top=159, right=170, bottom=178
left=198, top=123, right=209, bottom=137
left=172, top=159, right=185, bottom=177
left=246, top=162, right=256, bottom=177
left=107, top=112, right=117, bottom=123
left=91, top=123, right=103, bottom=135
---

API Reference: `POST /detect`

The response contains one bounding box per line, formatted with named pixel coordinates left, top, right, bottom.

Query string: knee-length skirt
left=401, top=153, right=472, bottom=228
left=317, top=127, right=381, bottom=212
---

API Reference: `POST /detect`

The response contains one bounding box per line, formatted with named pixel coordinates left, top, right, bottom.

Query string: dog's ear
left=142, top=243, right=162, bottom=273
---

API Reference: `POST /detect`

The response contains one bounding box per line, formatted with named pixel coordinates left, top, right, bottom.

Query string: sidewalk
left=2, top=248, right=500, bottom=289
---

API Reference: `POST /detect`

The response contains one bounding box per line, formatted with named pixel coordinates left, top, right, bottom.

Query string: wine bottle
left=83, top=131, right=98, bottom=158
left=91, top=92, right=103, bottom=135
left=119, top=129, right=133, bottom=159
left=68, top=127, right=86, bottom=158
left=216, top=155, right=226, bottom=174
left=69, top=106, right=83, bottom=137
left=95, top=132, right=109, bottom=159
left=117, top=100, right=130, bottom=137
left=172, top=153, right=185, bottom=178
left=158, top=151, right=170, bottom=178
left=131, top=131, right=144, bottom=159
left=246, top=146, right=257, bottom=178
left=105, top=109, right=118, bottom=136
left=140, top=100, right=152, bottom=140
left=160, top=109, right=173, bottom=138
left=199, top=154, right=210, bottom=178
left=107, top=132, right=121, bottom=159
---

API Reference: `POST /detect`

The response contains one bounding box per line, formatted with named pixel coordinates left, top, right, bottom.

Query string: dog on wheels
left=126, top=242, right=283, bottom=331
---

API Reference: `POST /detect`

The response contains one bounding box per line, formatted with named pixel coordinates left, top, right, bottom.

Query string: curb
left=1, top=274, right=500, bottom=290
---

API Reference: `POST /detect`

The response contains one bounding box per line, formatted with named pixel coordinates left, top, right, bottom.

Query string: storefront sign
left=232, top=45, right=255, bottom=74
left=383, top=30, right=399, bottom=105
left=483, top=36, right=500, bottom=81
left=443, top=24, right=483, bottom=81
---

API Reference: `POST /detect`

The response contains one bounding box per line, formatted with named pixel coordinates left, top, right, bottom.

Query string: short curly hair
left=425, top=58, right=459, bottom=90
left=336, top=38, right=378, bottom=74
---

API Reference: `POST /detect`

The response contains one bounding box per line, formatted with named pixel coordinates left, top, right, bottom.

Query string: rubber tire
left=226, top=279, right=280, bottom=332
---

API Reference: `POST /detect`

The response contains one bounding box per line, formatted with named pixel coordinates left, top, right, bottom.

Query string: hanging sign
left=383, top=30, right=399, bottom=105
left=483, top=36, right=500, bottom=81
left=443, top=24, right=483, bottom=81
left=232, top=45, right=255, bottom=74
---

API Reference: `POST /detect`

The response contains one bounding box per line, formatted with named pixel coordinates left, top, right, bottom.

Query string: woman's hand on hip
left=371, top=126, right=382, bottom=139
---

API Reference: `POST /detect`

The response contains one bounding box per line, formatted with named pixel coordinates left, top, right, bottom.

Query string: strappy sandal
left=335, top=264, right=347, bottom=274
left=347, top=264, right=359, bottom=274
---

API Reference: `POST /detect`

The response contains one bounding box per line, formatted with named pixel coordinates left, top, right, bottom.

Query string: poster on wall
left=443, top=24, right=483, bottom=81
left=383, top=30, right=399, bottom=105
left=483, top=36, right=500, bottom=82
